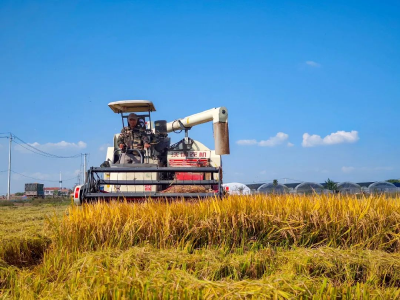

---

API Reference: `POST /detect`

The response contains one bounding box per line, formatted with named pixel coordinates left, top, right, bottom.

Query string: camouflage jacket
left=117, top=126, right=149, bottom=151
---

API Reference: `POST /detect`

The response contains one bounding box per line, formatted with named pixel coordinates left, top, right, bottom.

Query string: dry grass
left=2, top=194, right=400, bottom=299
left=0, top=204, right=66, bottom=267
left=53, top=194, right=400, bottom=252
left=3, top=246, right=400, bottom=299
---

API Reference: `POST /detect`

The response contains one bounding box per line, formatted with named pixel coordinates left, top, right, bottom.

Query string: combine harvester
left=73, top=100, right=230, bottom=205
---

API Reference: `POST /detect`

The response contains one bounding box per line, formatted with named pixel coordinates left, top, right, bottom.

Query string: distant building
left=44, top=187, right=71, bottom=197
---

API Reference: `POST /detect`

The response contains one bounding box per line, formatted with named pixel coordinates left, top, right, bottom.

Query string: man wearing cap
left=117, top=113, right=150, bottom=164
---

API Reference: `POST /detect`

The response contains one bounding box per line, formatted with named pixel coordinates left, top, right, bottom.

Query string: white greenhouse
left=222, top=182, right=251, bottom=195
left=257, top=183, right=289, bottom=195
left=368, top=181, right=397, bottom=194
left=337, top=182, right=361, bottom=194
left=295, top=182, right=324, bottom=195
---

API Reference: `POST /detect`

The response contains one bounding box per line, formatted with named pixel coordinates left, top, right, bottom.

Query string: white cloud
left=302, top=131, right=359, bottom=147
left=30, top=141, right=87, bottom=149
left=260, top=170, right=267, bottom=175
left=73, top=169, right=81, bottom=176
left=237, top=132, right=292, bottom=148
left=99, top=143, right=111, bottom=151
left=342, top=166, right=355, bottom=173
left=306, top=61, right=321, bottom=68
left=236, top=139, right=257, bottom=145
left=259, top=132, right=288, bottom=147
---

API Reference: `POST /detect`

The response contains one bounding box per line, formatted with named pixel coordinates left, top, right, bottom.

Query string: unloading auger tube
left=166, top=107, right=230, bottom=155
left=73, top=101, right=230, bottom=205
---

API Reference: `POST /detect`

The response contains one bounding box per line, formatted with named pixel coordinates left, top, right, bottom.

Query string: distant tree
left=325, top=178, right=338, bottom=193
left=273, top=179, right=278, bottom=186
left=387, top=179, right=400, bottom=183
left=15, top=192, right=24, bottom=196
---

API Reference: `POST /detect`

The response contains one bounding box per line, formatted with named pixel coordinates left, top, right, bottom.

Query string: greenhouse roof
left=368, top=181, right=397, bottom=189
left=246, top=183, right=264, bottom=190
left=337, top=182, right=361, bottom=189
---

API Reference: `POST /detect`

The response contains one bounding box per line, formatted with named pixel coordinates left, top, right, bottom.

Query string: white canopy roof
left=108, top=100, right=156, bottom=113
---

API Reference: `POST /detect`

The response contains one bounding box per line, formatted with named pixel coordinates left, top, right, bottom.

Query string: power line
left=11, top=170, right=77, bottom=182
left=13, top=139, right=82, bottom=159
left=12, top=134, right=81, bottom=159
left=13, top=140, right=57, bottom=158
left=282, top=178, right=306, bottom=183
left=2, top=133, right=86, bottom=195
left=249, top=179, right=276, bottom=184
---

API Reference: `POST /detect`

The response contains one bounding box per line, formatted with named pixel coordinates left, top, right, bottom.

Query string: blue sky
left=0, top=0, right=399, bottom=193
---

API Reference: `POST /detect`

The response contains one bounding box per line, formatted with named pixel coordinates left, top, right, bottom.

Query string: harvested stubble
left=0, top=205, right=65, bottom=267
left=3, top=246, right=400, bottom=299
left=52, top=194, right=400, bottom=252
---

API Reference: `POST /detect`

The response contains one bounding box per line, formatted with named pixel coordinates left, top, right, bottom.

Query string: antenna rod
left=7, top=133, right=12, bottom=200
left=83, top=153, right=87, bottom=183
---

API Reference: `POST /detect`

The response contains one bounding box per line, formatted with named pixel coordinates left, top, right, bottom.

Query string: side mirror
left=155, top=120, right=167, bottom=134
left=100, top=161, right=110, bottom=168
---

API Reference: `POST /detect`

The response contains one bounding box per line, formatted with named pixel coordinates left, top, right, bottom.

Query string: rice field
left=1, top=194, right=400, bottom=299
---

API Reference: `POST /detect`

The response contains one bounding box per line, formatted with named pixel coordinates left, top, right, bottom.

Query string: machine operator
left=117, top=113, right=150, bottom=164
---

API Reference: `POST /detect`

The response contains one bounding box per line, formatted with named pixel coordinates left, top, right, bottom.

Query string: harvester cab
left=106, top=100, right=169, bottom=166
left=73, top=100, right=230, bottom=205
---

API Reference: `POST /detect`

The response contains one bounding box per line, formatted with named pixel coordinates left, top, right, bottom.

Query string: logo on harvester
left=169, top=151, right=210, bottom=158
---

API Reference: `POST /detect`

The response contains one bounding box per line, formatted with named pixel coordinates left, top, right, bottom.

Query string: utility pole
left=59, top=171, right=62, bottom=190
left=83, top=153, right=87, bottom=183
left=7, top=133, right=12, bottom=200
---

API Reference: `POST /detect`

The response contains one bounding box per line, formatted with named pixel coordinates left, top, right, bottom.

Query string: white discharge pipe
left=166, top=107, right=228, bottom=132
left=166, top=107, right=230, bottom=155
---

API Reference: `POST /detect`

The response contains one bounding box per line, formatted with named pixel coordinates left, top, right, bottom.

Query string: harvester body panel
left=75, top=100, right=228, bottom=205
